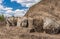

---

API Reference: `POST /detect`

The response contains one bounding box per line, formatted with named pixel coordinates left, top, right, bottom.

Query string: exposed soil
left=0, top=26, right=59, bottom=39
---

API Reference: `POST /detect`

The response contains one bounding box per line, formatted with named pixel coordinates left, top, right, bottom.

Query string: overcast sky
left=0, top=0, right=41, bottom=17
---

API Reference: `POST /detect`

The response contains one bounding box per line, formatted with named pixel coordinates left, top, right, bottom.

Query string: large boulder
left=43, top=18, right=60, bottom=34
left=25, top=0, right=60, bottom=34
left=6, top=17, right=18, bottom=26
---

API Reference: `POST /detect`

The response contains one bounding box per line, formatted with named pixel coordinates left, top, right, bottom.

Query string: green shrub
left=0, top=15, right=5, bottom=21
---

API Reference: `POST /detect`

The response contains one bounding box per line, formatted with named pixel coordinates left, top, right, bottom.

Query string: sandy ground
left=0, top=26, right=60, bottom=39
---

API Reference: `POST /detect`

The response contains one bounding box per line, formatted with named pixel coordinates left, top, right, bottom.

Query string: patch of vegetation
left=0, top=15, right=5, bottom=21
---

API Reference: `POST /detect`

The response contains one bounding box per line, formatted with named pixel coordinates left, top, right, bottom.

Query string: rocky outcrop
left=6, top=17, right=18, bottom=26
left=25, top=0, right=60, bottom=34
left=33, top=17, right=44, bottom=32
left=43, top=17, right=60, bottom=34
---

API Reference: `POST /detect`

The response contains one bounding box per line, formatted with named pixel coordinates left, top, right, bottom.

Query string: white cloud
left=5, top=8, right=13, bottom=14
left=0, top=5, right=4, bottom=9
left=0, top=4, right=27, bottom=17
left=5, top=9, right=27, bottom=17
left=26, top=3, right=35, bottom=7
left=11, top=0, right=41, bottom=7
left=14, top=9, right=27, bottom=17
left=14, top=9, right=25, bottom=14
left=0, top=5, right=13, bottom=14
left=0, top=0, right=42, bottom=17
left=14, top=13, right=24, bottom=17
left=0, top=0, right=3, bottom=3
left=4, top=7, right=13, bottom=10
left=4, top=14, right=12, bottom=17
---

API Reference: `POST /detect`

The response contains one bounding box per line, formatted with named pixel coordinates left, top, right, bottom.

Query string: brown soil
left=0, top=26, right=59, bottom=39
left=25, top=0, right=60, bottom=24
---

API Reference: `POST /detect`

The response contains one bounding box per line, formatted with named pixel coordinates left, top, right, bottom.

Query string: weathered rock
left=43, top=17, right=60, bottom=34
left=13, top=17, right=18, bottom=26
left=33, top=17, right=44, bottom=32
left=17, top=17, right=21, bottom=26
left=28, top=17, right=33, bottom=28
left=6, top=17, right=18, bottom=26
left=27, top=17, right=35, bottom=33
left=25, top=0, right=60, bottom=34
left=20, top=17, right=28, bottom=27
left=6, top=17, right=14, bottom=26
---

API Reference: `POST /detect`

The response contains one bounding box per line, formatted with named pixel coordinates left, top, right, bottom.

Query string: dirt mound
left=25, top=0, right=60, bottom=34
left=25, top=0, right=60, bottom=22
